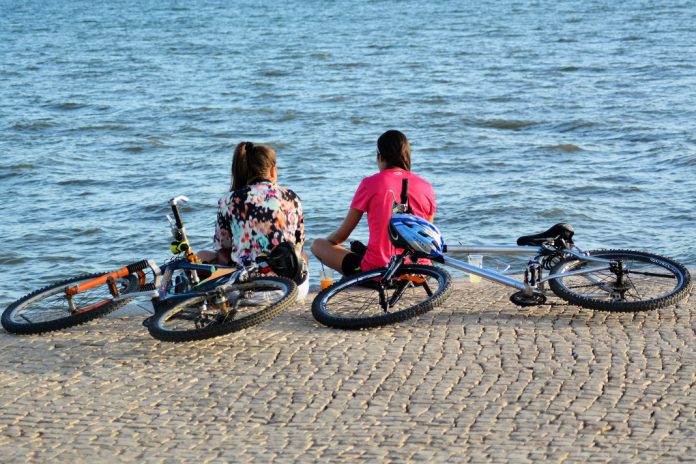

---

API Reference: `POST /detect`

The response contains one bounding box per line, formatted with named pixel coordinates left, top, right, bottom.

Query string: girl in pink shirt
left=312, top=130, right=436, bottom=275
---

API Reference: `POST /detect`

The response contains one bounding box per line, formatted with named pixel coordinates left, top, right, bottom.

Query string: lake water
left=1, top=0, right=695, bottom=307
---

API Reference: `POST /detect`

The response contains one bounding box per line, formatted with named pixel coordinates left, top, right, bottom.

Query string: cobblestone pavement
left=1, top=281, right=694, bottom=463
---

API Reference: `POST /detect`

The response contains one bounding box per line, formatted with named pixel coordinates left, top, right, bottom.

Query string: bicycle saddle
left=516, top=223, right=575, bottom=247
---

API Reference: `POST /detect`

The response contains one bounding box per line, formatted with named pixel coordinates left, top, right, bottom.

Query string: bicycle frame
left=444, top=245, right=615, bottom=294
left=109, top=259, right=245, bottom=309
left=62, top=195, right=249, bottom=313
left=384, top=244, right=615, bottom=298
left=383, top=179, right=620, bottom=298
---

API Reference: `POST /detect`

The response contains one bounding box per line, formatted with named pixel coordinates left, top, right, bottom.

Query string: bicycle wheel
left=312, top=264, right=452, bottom=330
left=147, top=276, right=297, bottom=342
left=2, top=273, right=136, bottom=334
left=549, top=249, right=692, bottom=311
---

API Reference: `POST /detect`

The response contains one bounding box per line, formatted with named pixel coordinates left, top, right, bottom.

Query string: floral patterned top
left=213, top=181, right=304, bottom=265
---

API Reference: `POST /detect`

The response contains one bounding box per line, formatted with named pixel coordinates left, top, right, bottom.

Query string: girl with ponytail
left=311, top=130, right=436, bottom=276
left=200, top=142, right=305, bottom=292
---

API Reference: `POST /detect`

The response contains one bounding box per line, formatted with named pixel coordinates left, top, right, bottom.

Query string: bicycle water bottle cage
left=516, top=223, right=575, bottom=248
left=388, top=213, right=445, bottom=261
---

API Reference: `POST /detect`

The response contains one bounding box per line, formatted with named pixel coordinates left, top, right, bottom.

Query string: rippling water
left=2, top=0, right=695, bottom=307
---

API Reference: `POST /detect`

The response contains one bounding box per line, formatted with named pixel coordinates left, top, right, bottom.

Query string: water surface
left=1, top=0, right=694, bottom=306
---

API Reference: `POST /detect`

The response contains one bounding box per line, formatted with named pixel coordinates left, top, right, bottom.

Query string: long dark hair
left=230, top=142, right=277, bottom=191
left=377, top=130, right=411, bottom=171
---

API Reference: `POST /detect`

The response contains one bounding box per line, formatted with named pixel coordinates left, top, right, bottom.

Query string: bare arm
left=198, top=248, right=232, bottom=265
left=327, top=208, right=363, bottom=245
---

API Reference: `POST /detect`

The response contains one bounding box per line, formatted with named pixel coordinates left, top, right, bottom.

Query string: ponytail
left=230, top=141, right=276, bottom=191
left=230, top=142, right=250, bottom=191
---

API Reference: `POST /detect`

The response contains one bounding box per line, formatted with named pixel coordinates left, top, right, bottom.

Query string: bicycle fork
left=63, top=260, right=161, bottom=314
left=378, top=254, right=408, bottom=312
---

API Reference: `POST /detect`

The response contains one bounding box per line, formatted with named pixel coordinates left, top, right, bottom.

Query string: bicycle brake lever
left=389, top=190, right=408, bottom=214
left=388, top=190, right=398, bottom=211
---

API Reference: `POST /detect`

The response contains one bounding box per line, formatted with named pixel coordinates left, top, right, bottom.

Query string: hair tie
left=245, top=141, right=254, bottom=155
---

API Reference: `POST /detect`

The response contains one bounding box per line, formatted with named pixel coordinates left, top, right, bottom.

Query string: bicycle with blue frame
left=311, top=180, right=692, bottom=329
left=2, top=196, right=302, bottom=342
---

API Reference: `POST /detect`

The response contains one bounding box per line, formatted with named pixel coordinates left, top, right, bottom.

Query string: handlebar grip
left=168, top=195, right=189, bottom=229
left=400, top=178, right=409, bottom=205
left=170, top=203, right=184, bottom=229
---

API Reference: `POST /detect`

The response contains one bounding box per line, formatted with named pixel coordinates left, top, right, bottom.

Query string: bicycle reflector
left=388, top=213, right=445, bottom=259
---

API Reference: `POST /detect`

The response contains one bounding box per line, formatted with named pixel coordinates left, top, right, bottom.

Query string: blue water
left=1, top=0, right=695, bottom=307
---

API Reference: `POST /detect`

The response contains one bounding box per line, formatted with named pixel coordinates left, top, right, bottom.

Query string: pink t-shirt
left=350, top=169, right=436, bottom=271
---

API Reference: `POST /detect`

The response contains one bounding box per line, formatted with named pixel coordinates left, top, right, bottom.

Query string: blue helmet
left=388, top=213, right=445, bottom=259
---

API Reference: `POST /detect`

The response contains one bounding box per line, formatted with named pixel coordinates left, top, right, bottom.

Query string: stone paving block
left=1, top=283, right=695, bottom=462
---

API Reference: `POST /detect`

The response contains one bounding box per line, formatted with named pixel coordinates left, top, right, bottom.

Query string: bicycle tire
left=147, top=276, right=297, bottom=342
left=2, top=273, right=135, bottom=334
left=549, top=249, right=692, bottom=312
left=312, top=264, right=452, bottom=330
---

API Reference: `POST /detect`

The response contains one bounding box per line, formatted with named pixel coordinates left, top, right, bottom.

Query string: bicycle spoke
left=628, top=270, right=676, bottom=279
left=623, top=276, right=644, bottom=301
left=566, top=272, right=615, bottom=295
left=16, top=286, right=115, bottom=324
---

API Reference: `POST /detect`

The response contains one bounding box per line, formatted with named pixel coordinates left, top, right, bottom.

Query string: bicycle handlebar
left=168, top=196, right=189, bottom=229
left=169, top=195, right=189, bottom=205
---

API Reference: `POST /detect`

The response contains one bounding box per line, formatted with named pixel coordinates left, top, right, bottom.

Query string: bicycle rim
left=312, top=264, right=452, bottom=329
left=148, top=276, right=297, bottom=342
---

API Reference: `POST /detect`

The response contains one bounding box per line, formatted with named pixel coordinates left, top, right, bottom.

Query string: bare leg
left=197, top=249, right=217, bottom=264
left=311, top=238, right=351, bottom=275
left=198, top=249, right=219, bottom=264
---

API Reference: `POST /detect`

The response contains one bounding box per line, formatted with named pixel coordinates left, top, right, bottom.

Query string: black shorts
left=341, top=252, right=363, bottom=276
